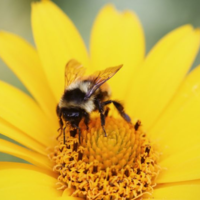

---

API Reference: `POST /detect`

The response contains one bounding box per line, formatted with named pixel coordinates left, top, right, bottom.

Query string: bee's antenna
left=63, top=126, right=66, bottom=144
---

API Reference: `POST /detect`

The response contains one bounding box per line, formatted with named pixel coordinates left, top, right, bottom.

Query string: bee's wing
left=65, top=59, right=86, bottom=88
left=85, top=65, right=122, bottom=99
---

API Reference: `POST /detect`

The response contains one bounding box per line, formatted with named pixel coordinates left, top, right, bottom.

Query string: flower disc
left=51, top=117, right=160, bottom=199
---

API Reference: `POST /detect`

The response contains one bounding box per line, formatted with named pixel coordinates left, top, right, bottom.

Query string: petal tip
left=31, top=0, right=50, bottom=8
left=31, top=1, right=38, bottom=9
left=0, top=30, right=6, bottom=36
left=100, top=4, right=117, bottom=14
left=183, top=24, right=194, bottom=30
left=195, top=28, right=200, bottom=36
left=121, top=10, right=140, bottom=21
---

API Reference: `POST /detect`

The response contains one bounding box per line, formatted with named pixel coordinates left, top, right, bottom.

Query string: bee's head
left=59, top=107, right=83, bottom=123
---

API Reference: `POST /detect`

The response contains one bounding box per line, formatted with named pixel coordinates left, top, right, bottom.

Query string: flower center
left=50, top=117, right=160, bottom=200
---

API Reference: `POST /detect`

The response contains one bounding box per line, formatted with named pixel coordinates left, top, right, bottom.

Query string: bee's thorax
left=59, top=80, right=110, bottom=113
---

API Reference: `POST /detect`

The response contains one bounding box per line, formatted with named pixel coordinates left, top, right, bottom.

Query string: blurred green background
left=0, top=0, right=200, bottom=161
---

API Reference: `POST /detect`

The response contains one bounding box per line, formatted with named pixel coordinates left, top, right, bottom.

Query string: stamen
left=134, top=120, right=141, bottom=131
left=50, top=117, right=160, bottom=200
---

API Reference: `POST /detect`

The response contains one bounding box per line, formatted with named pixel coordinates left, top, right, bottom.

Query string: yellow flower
left=0, top=0, right=200, bottom=199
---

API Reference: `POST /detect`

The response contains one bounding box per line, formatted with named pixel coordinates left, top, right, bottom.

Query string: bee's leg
left=56, top=118, right=63, bottom=140
left=83, top=112, right=90, bottom=130
left=63, top=126, right=66, bottom=144
left=72, top=123, right=81, bottom=143
left=105, top=107, right=110, bottom=118
left=103, top=100, right=131, bottom=123
left=96, top=100, right=107, bottom=137
left=78, top=127, right=81, bottom=143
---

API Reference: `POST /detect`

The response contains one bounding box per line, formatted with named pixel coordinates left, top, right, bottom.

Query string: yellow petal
left=150, top=65, right=200, bottom=138
left=0, top=139, right=52, bottom=170
left=149, top=66, right=200, bottom=157
left=152, top=182, right=200, bottom=199
left=0, top=81, right=57, bottom=147
left=31, top=0, right=88, bottom=101
left=90, top=5, right=145, bottom=99
left=126, top=25, right=200, bottom=129
left=0, top=117, right=46, bottom=155
left=1, top=186, right=60, bottom=200
left=0, top=167, right=56, bottom=186
left=57, top=189, right=83, bottom=200
left=0, top=162, right=55, bottom=177
left=0, top=168, right=60, bottom=200
left=0, top=31, right=57, bottom=121
left=157, top=145, right=200, bottom=183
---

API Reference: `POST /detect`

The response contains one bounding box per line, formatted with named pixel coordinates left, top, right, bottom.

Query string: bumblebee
left=56, top=59, right=131, bottom=143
